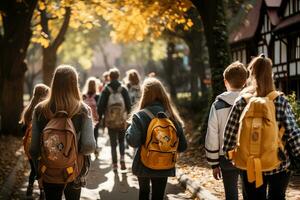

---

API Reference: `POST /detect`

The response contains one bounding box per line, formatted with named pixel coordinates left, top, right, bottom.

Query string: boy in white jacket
left=205, top=61, right=247, bottom=200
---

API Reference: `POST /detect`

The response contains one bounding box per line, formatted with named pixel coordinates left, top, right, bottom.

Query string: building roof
left=265, top=0, right=282, bottom=7
left=229, top=0, right=262, bottom=44
left=274, top=13, right=300, bottom=31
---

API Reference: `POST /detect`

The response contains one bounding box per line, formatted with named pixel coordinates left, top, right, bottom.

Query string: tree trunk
left=41, top=7, right=71, bottom=85
left=165, top=42, right=177, bottom=99
left=191, top=0, right=231, bottom=144
left=0, top=0, right=38, bottom=135
left=42, top=47, right=57, bottom=85
left=192, top=0, right=230, bottom=99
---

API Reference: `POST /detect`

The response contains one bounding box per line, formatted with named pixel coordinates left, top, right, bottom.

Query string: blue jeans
left=108, top=129, right=125, bottom=164
left=241, top=170, right=291, bottom=200
left=220, top=156, right=241, bottom=200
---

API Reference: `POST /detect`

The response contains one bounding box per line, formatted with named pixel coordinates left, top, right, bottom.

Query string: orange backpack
left=140, top=109, right=178, bottom=170
left=228, top=91, right=285, bottom=188
left=39, top=111, right=83, bottom=184
left=23, top=124, right=32, bottom=159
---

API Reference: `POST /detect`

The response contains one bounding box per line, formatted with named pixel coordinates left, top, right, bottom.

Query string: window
left=284, top=0, right=300, bottom=17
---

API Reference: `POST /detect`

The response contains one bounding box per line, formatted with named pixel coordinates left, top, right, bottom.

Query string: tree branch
left=52, top=6, right=71, bottom=51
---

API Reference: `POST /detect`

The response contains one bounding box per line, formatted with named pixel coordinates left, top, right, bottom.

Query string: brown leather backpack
left=39, top=111, right=82, bottom=184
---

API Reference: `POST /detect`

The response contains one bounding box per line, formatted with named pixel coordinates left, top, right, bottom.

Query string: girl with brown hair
left=20, top=83, right=49, bottom=199
left=30, top=65, right=96, bottom=200
left=125, top=69, right=142, bottom=107
left=126, top=77, right=187, bottom=200
left=82, top=77, right=100, bottom=157
left=223, top=54, right=300, bottom=200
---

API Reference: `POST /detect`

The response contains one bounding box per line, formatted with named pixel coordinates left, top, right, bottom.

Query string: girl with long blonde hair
left=20, top=83, right=49, bottom=199
left=126, top=77, right=187, bottom=200
left=223, top=54, right=300, bottom=199
left=125, top=69, right=142, bottom=107
left=30, top=65, right=96, bottom=200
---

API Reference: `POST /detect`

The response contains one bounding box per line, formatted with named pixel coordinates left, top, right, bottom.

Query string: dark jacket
left=97, top=80, right=131, bottom=121
left=125, top=102, right=188, bottom=177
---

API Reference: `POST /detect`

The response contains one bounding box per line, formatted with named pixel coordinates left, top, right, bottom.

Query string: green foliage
left=286, top=92, right=300, bottom=126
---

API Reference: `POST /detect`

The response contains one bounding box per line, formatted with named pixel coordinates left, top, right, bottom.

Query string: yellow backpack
left=228, top=91, right=285, bottom=188
left=140, top=109, right=178, bottom=170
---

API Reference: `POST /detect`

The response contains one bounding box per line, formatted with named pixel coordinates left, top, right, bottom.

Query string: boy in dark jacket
left=97, top=68, right=131, bottom=171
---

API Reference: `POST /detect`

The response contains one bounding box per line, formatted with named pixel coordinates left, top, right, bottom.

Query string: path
left=81, top=132, right=193, bottom=200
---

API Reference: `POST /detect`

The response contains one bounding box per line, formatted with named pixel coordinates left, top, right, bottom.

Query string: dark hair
left=223, top=61, right=247, bottom=89
left=109, top=68, right=120, bottom=80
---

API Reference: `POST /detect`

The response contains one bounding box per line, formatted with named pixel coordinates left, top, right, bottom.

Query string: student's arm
left=125, top=114, right=143, bottom=148
left=122, top=87, right=131, bottom=113
left=29, top=110, right=42, bottom=169
left=205, top=103, right=220, bottom=167
left=176, top=123, right=187, bottom=153
left=223, top=97, right=246, bottom=155
left=79, top=108, right=96, bottom=155
left=97, top=87, right=109, bottom=121
left=280, top=96, right=300, bottom=157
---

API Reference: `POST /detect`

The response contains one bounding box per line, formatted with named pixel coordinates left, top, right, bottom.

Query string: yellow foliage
left=31, top=0, right=193, bottom=45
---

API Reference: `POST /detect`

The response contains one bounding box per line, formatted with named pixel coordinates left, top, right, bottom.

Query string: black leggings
left=137, top=176, right=168, bottom=200
left=28, top=159, right=36, bottom=185
left=43, top=181, right=81, bottom=200
left=242, top=170, right=291, bottom=200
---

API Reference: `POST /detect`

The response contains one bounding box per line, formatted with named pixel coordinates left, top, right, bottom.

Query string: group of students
left=20, top=65, right=187, bottom=200
left=205, top=54, right=300, bottom=200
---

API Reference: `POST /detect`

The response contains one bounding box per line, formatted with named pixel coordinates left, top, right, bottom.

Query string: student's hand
left=212, top=167, right=222, bottom=180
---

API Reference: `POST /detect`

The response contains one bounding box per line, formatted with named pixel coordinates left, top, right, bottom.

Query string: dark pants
left=94, top=123, right=100, bottom=147
left=28, top=159, right=36, bottom=185
left=108, top=129, right=125, bottom=164
left=241, top=170, right=290, bottom=200
left=137, top=177, right=168, bottom=200
left=43, top=181, right=81, bottom=200
left=220, top=156, right=241, bottom=200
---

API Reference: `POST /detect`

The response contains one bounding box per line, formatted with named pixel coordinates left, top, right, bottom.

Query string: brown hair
left=223, top=61, right=247, bottom=89
left=109, top=68, right=120, bottom=80
left=245, top=54, right=275, bottom=97
left=82, top=77, right=98, bottom=95
left=126, top=69, right=140, bottom=85
left=39, top=65, right=82, bottom=118
left=20, top=84, right=49, bottom=125
left=135, top=77, right=183, bottom=126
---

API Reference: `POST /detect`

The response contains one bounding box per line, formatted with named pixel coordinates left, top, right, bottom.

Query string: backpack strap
left=107, top=86, right=114, bottom=94
left=54, top=111, right=68, bottom=118
left=266, top=91, right=282, bottom=101
left=241, top=93, right=253, bottom=103
left=143, top=108, right=155, bottom=119
left=117, top=86, right=123, bottom=93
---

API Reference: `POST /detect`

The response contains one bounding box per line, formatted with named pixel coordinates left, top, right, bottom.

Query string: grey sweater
left=126, top=102, right=187, bottom=177
left=30, top=103, right=96, bottom=165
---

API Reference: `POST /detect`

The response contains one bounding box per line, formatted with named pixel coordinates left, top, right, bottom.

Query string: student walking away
left=20, top=83, right=49, bottom=199
left=30, top=65, right=96, bottom=200
left=83, top=77, right=100, bottom=158
left=126, top=77, right=187, bottom=200
left=125, top=69, right=142, bottom=107
left=205, top=61, right=247, bottom=200
left=97, top=68, right=131, bottom=172
left=223, top=54, right=300, bottom=200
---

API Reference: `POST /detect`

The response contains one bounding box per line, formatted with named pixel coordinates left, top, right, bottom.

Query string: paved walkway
left=19, top=130, right=193, bottom=200
left=81, top=133, right=193, bottom=200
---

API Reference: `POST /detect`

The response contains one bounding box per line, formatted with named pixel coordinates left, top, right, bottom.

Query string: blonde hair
left=135, top=78, right=183, bottom=126
left=126, top=69, right=140, bottom=86
left=244, top=54, right=275, bottom=97
left=82, top=77, right=98, bottom=95
left=39, top=65, right=82, bottom=118
left=20, top=84, right=49, bottom=125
